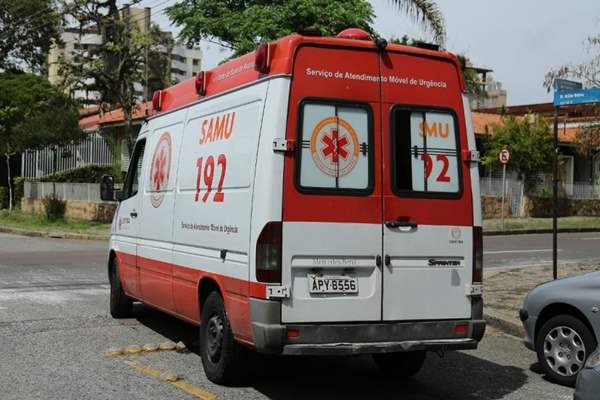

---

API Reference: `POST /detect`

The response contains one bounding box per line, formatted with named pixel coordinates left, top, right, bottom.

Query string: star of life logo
left=149, top=133, right=172, bottom=208
left=310, top=116, right=359, bottom=177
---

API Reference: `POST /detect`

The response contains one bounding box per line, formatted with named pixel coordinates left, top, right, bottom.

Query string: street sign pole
left=553, top=106, right=559, bottom=280
left=498, top=148, right=510, bottom=231
left=501, top=163, right=507, bottom=231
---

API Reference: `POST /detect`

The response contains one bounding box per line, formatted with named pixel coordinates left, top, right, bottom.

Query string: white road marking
left=484, top=249, right=562, bottom=255
left=581, top=237, right=600, bottom=240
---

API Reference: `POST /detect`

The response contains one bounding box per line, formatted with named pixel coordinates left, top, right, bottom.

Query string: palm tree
left=388, top=0, right=446, bottom=46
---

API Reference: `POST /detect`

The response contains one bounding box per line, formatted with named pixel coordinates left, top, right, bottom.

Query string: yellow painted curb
left=143, top=343, right=159, bottom=352
left=159, top=342, right=177, bottom=351
left=124, top=345, right=143, bottom=354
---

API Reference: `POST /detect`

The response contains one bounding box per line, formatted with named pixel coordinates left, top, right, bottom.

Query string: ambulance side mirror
left=100, top=175, right=117, bottom=202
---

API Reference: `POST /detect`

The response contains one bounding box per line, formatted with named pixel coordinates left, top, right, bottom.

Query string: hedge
left=39, top=165, right=114, bottom=183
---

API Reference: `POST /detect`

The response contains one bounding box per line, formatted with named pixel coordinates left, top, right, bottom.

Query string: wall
left=21, top=198, right=117, bottom=222
left=481, top=196, right=511, bottom=219
left=523, top=196, right=600, bottom=218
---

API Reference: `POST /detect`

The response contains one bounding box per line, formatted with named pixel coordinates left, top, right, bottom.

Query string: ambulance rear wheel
left=372, top=350, right=426, bottom=378
left=109, top=258, right=133, bottom=318
left=200, top=291, right=246, bottom=384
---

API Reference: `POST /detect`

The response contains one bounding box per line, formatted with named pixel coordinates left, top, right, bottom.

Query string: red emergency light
left=336, top=28, right=371, bottom=41
left=195, top=71, right=207, bottom=96
left=152, top=90, right=163, bottom=112
left=255, top=43, right=271, bottom=74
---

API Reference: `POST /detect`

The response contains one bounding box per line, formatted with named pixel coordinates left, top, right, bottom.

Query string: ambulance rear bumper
left=249, top=298, right=486, bottom=355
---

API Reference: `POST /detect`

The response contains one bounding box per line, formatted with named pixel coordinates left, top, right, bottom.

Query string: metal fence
left=481, top=176, right=600, bottom=210
left=24, top=181, right=102, bottom=202
left=21, top=134, right=113, bottom=179
left=480, top=177, right=525, bottom=216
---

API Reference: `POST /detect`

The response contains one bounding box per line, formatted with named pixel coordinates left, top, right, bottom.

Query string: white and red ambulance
left=101, top=28, right=485, bottom=384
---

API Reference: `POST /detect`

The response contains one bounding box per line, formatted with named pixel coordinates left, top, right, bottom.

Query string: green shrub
left=12, top=176, right=25, bottom=208
left=42, top=195, right=66, bottom=221
left=0, top=187, right=8, bottom=209
left=40, top=165, right=114, bottom=183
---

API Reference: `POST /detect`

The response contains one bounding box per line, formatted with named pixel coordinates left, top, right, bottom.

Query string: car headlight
left=585, top=348, right=600, bottom=368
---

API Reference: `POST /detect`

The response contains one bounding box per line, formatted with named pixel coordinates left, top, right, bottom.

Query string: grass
left=484, top=216, right=600, bottom=231
left=0, top=209, right=110, bottom=236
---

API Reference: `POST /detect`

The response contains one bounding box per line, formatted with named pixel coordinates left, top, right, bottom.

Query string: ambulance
left=100, top=28, right=485, bottom=384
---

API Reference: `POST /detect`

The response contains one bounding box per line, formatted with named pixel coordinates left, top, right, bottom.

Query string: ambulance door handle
left=384, top=255, right=391, bottom=267
left=385, top=218, right=417, bottom=229
left=376, top=255, right=382, bottom=267
left=130, top=210, right=138, bottom=218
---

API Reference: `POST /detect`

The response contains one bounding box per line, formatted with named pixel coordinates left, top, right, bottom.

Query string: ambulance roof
left=156, top=32, right=464, bottom=114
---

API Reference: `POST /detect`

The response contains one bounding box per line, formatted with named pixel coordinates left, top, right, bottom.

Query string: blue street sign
left=553, top=79, right=582, bottom=91
left=554, top=87, right=600, bottom=106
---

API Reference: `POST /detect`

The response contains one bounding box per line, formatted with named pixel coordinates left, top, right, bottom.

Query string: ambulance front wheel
left=372, top=350, right=426, bottom=378
left=200, top=291, right=246, bottom=384
left=109, top=257, right=133, bottom=318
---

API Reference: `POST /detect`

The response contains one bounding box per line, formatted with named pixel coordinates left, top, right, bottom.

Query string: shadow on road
left=134, top=304, right=528, bottom=400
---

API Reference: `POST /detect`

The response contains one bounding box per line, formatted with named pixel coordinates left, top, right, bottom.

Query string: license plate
left=308, top=274, right=358, bottom=294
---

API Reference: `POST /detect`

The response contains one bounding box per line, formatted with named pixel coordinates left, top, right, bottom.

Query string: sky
left=135, top=0, right=600, bottom=106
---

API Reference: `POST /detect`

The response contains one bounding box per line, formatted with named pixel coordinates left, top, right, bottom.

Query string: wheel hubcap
left=543, top=326, right=586, bottom=377
left=206, top=314, right=224, bottom=362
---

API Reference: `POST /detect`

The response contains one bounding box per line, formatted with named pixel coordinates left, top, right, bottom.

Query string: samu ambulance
left=101, top=28, right=485, bottom=384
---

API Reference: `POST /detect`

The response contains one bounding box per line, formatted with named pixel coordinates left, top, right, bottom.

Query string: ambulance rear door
left=281, top=45, right=383, bottom=323
left=379, top=51, right=474, bottom=321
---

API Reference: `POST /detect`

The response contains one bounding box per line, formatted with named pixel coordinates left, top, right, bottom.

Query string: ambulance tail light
left=473, top=226, right=483, bottom=283
left=254, top=43, right=271, bottom=74
left=256, top=222, right=282, bottom=283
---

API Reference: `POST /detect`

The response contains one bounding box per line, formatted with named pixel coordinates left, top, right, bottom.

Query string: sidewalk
left=483, top=216, right=600, bottom=235
left=484, top=264, right=600, bottom=337
left=0, top=225, right=108, bottom=240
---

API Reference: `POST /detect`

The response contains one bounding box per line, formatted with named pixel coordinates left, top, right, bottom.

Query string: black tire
left=109, top=257, right=133, bottom=318
left=199, top=291, right=246, bottom=384
left=372, top=351, right=426, bottom=378
left=536, top=314, right=596, bottom=387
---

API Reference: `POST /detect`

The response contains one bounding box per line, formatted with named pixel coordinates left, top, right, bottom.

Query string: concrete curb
left=0, top=226, right=108, bottom=241
left=484, top=309, right=524, bottom=338
left=484, top=227, right=600, bottom=236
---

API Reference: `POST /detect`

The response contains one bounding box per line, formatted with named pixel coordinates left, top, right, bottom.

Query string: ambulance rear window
left=392, top=107, right=461, bottom=196
left=297, top=100, right=372, bottom=194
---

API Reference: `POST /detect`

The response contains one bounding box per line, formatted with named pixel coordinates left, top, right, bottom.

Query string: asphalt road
left=0, top=232, right=583, bottom=400
left=485, top=231, right=600, bottom=270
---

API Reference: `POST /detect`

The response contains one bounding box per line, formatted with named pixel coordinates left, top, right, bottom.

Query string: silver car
left=520, top=271, right=600, bottom=386
left=574, top=347, right=600, bottom=400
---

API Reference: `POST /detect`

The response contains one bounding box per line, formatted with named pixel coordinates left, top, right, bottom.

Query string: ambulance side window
left=123, top=139, right=146, bottom=199
left=297, top=101, right=372, bottom=193
left=392, top=108, right=461, bottom=196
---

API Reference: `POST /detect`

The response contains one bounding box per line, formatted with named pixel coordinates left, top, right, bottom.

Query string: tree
left=167, top=0, right=445, bottom=58
left=0, top=0, right=62, bottom=72
left=545, top=33, right=600, bottom=183
left=59, top=1, right=173, bottom=154
left=0, top=72, right=83, bottom=210
left=481, top=114, right=553, bottom=185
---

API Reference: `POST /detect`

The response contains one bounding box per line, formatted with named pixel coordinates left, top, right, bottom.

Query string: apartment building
left=47, top=7, right=201, bottom=104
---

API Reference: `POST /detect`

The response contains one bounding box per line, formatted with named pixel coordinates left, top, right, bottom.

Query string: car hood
left=524, top=270, right=600, bottom=311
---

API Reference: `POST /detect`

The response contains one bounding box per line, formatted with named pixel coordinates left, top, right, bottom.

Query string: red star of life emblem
left=152, top=148, right=167, bottom=190
left=320, top=128, right=349, bottom=163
